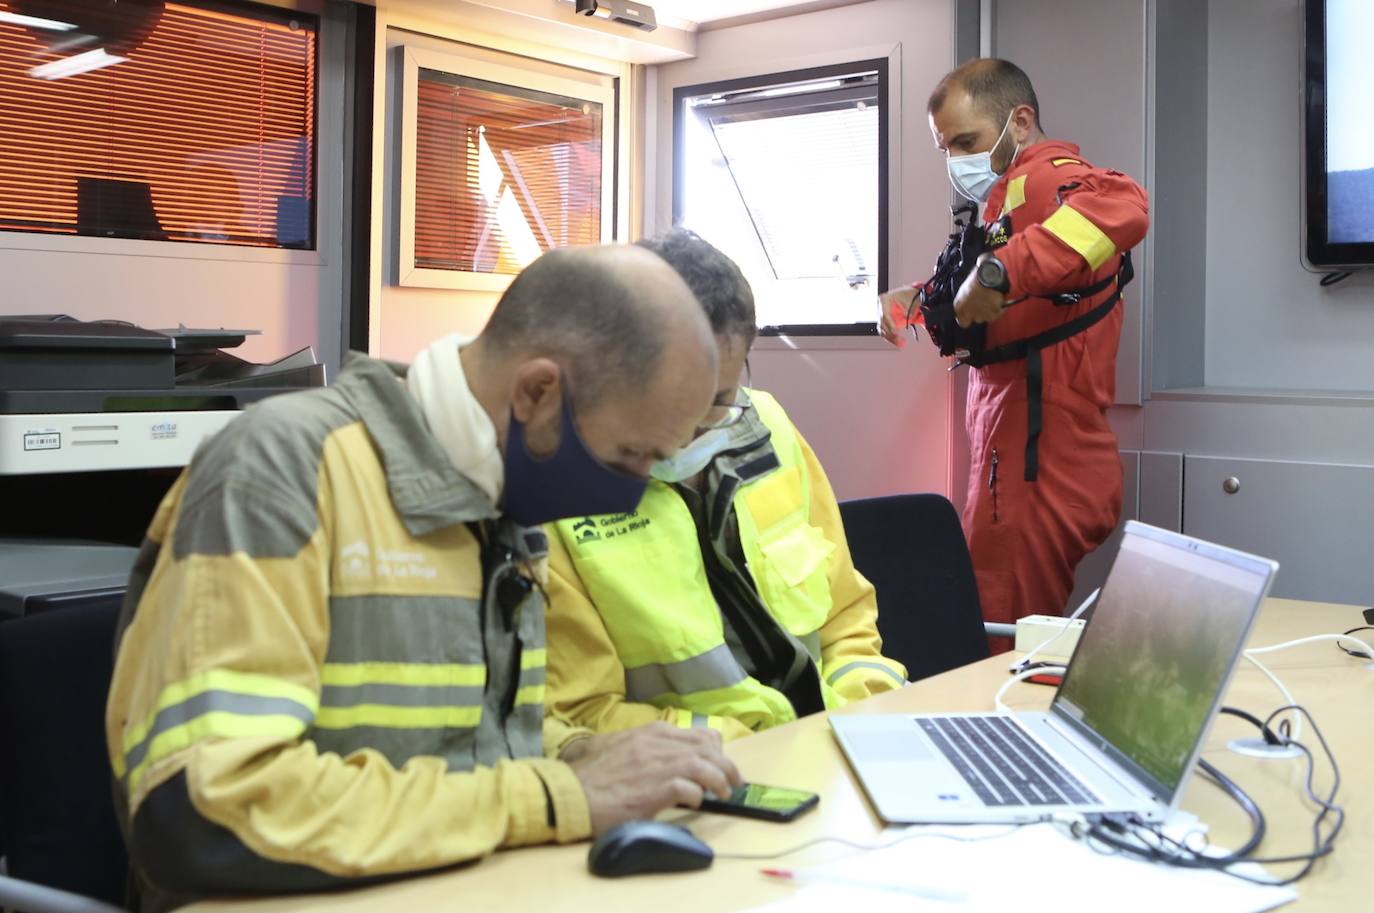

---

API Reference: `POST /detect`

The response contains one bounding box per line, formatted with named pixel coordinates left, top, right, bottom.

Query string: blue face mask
left=501, top=392, right=648, bottom=527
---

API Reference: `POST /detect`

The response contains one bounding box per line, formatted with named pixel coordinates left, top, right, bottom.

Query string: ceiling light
left=29, top=47, right=127, bottom=80
left=0, top=10, right=77, bottom=30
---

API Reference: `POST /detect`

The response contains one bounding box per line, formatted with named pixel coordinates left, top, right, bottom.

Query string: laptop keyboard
left=917, top=716, right=1101, bottom=807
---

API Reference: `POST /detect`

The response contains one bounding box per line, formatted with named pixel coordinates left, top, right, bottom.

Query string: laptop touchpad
left=844, top=727, right=934, bottom=763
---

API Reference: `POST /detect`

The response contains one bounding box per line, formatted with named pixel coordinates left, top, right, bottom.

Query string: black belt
left=960, top=251, right=1133, bottom=482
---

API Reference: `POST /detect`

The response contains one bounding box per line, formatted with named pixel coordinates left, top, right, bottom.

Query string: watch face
left=978, top=259, right=1004, bottom=286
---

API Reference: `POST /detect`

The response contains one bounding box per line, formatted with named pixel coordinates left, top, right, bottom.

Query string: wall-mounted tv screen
left=1304, top=0, right=1374, bottom=269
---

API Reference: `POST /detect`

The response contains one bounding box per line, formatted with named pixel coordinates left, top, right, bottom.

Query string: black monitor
left=75, top=176, right=167, bottom=242
left=1303, top=0, right=1374, bottom=269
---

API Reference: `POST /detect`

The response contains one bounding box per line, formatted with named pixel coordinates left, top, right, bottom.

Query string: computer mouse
left=587, top=820, right=714, bottom=877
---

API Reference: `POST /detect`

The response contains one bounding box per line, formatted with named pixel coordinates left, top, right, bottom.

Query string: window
left=0, top=0, right=317, bottom=249
left=398, top=45, right=615, bottom=290
left=674, top=61, right=887, bottom=334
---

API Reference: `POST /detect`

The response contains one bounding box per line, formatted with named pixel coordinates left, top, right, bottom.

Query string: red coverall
left=960, top=140, right=1149, bottom=638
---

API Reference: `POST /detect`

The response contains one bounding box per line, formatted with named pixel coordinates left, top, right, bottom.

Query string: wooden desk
left=186, top=598, right=1372, bottom=913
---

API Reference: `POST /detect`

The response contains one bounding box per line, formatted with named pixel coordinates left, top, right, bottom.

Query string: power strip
left=1014, top=614, right=1086, bottom=660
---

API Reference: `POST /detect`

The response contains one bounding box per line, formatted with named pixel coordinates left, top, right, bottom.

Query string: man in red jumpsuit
left=881, top=58, right=1150, bottom=642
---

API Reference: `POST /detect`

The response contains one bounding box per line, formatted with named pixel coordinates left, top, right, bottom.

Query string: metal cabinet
left=1183, top=455, right=1374, bottom=605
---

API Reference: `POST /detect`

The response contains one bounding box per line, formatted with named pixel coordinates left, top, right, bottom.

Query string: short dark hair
left=636, top=228, right=757, bottom=346
left=482, top=246, right=669, bottom=409
left=928, top=58, right=1041, bottom=130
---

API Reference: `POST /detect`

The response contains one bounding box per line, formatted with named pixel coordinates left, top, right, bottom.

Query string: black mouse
left=587, top=820, right=714, bottom=877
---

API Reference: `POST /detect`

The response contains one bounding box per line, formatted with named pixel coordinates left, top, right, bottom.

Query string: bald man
left=105, top=245, right=739, bottom=907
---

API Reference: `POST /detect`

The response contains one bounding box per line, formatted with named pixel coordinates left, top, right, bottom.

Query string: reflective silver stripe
left=320, top=684, right=484, bottom=708
left=826, top=660, right=906, bottom=687
left=123, top=691, right=315, bottom=777
left=690, top=713, right=710, bottom=728
left=624, top=643, right=749, bottom=702
left=518, top=666, right=546, bottom=687
left=326, top=594, right=484, bottom=665
left=799, top=631, right=822, bottom=662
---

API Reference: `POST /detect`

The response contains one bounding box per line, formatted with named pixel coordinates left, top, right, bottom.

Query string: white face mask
left=649, top=427, right=733, bottom=483
left=946, top=112, right=1020, bottom=204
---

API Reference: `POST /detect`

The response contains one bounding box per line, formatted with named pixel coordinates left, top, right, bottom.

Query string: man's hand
left=953, top=256, right=1010, bottom=328
left=877, top=287, right=919, bottom=348
left=562, top=722, right=743, bottom=834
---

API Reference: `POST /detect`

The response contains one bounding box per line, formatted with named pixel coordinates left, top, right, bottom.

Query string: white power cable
left=1239, top=651, right=1302, bottom=742
left=1245, top=632, right=1374, bottom=659
left=1239, top=632, right=1374, bottom=743
left=1008, top=587, right=1099, bottom=673
left=994, top=664, right=1066, bottom=713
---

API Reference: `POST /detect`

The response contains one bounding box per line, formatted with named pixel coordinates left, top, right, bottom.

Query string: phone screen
left=700, top=783, right=819, bottom=820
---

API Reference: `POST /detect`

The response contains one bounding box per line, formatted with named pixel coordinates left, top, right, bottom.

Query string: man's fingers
left=683, top=756, right=734, bottom=802
left=669, top=777, right=705, bottom=809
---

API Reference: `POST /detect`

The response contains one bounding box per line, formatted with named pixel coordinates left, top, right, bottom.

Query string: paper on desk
left=742, top=823, right=1296, bottom=913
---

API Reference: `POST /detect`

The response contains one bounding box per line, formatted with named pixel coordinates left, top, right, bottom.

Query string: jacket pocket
left=753, top=523, right=835, bottom=636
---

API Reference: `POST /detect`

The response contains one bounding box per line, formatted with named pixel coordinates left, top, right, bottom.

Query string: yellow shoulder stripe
left=1042, top=204, right=1117, bottom=270
left=1001, top=174, right=1028, bottom=215
left=1052, top=157, right=1083, bottom=167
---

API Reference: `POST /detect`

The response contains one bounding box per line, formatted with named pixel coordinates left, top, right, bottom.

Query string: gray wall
left=1204, top=0, right=1374, bottom=392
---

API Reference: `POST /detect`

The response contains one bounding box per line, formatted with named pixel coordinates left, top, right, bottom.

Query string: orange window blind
left=415, top=70, right=601, bottom=275
left=0, top=0, right=316, bottom=248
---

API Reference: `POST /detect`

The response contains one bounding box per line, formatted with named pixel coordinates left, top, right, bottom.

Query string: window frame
left=396, top=43, right=616, bottom=292
left=672, top=59, right=889, bottom=337
left=0, top=0, right=324, bottom=262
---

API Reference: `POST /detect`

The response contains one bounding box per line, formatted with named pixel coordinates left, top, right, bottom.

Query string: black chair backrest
left=838, top=493, right=989, bottom=681
left=0, top=597, right=128, bottom=906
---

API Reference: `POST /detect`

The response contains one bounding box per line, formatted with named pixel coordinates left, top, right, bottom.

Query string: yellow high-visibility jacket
left=105, top=354, right=591, bottom=902
left=545, top=389, right=907, bottom=741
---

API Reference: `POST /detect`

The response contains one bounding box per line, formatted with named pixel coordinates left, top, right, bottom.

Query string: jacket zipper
left=989, top=447, right=1000, bottom=524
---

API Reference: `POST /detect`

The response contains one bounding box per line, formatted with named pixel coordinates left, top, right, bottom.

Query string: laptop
left=830, top=521, right=1279, bottom=824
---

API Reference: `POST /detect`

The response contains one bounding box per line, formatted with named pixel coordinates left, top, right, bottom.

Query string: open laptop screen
left=1050, top=524, right=1275, bottom=802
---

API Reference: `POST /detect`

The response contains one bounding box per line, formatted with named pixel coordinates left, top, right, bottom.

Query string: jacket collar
left=332, top=352, right=505, bottom=538
left=703, top=388, right=782, bottom=490
left=1005, top=139, right=1083, bottom=179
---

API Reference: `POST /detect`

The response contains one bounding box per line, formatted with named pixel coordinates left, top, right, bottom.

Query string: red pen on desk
left=761, top=868, right=967, bottom=903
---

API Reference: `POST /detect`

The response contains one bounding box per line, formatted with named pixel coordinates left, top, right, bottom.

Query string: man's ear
left=1011, top=103, right=1037, bottom=143
left=509, top=358, right=563, bottom=425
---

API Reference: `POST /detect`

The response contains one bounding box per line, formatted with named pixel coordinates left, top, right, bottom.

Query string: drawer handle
left=1222, top=477, right=1241, bottom=495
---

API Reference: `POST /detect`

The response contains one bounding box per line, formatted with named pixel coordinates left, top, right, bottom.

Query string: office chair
left=0, top=599, right=130, bottom=912
left=837, top=493, right=990, bottom=681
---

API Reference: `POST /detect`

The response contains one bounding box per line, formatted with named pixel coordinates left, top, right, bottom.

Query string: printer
left=0, top=314, right=324, bottom=475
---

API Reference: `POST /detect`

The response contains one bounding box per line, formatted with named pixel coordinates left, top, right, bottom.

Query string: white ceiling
left=648, top=0, right=868, bottom=31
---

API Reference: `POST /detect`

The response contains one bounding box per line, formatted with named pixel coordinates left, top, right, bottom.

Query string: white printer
left=0, top=315, right=324, bottom=475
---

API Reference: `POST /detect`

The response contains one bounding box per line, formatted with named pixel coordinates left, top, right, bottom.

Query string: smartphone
left=698, top=782, right=819, bottom=822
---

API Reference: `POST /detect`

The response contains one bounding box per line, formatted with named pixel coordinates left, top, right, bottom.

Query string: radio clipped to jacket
left=916, top=202, right=991, bottom=359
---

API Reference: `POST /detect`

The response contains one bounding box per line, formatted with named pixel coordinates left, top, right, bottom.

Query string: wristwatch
left=976, top=256, right=1011, bottom=294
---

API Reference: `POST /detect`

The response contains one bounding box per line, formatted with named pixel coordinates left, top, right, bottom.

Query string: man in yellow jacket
left=545, top=231, right=907, bottom=741
left=105, top=244, right=741, bottom=907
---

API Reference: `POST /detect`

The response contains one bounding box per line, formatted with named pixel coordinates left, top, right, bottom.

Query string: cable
left=994, top=663, right=1066, bottom=713
left=1238, top=630, right=1374, bottom=743
left=714, top=823, right=1025, bottom=861
left=1218, top=705, right=1286, bottom=746
left=1239, top=651, right=1302, bottom=742
left=1336, top=625, right=1374, bottom=659
left=1008, top=587, right=1099, bottom=674
left=1246, top=631, right=1374, bottom=658
left=1082, top=704, right=1343, bottom=887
